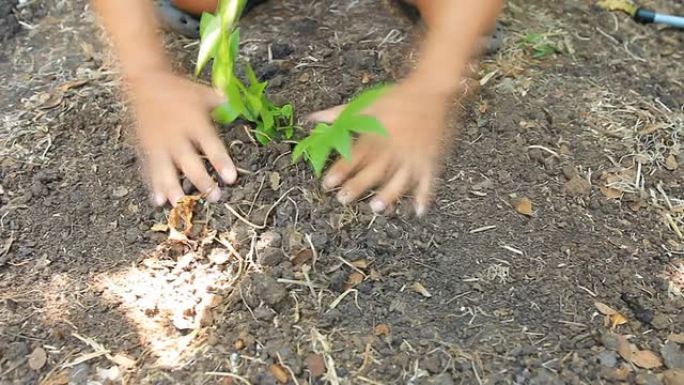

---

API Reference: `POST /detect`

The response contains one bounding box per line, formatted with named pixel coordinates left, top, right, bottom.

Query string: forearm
left=409, top=0, right=503, bottom=95
left=92, top=0, right=171, bottom=82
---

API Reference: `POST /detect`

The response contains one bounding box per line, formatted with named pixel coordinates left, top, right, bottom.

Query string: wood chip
left=513, top=197, right=533, bottom=216
left=594, top=301, right=619, bottom=315
left=411, top=282, right=432, bottom=298
left=110, top=353, right=136, bottom=369
left=632, top=350, right=663, bottom=369
left=305, top=354, right=326, bottom=377
left=665, top=155, right=679, bottom=171
left=663, top=369, right=684, bottom=385
left=600, top=186, right=623, bottom=199
left=28, top=347, right=47, bottom=370
left=668, top=333, right=684, bottom=344
left=346, top=272, right=364, bottom=289
left=269, top=364, right=289, bottom=383
left=374, top=324, right=390, bottom=337
left=351, top=259, right=369, bottom=269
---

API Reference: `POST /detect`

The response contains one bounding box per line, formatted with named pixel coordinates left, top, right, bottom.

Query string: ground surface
left=1, top=0, right=683, bottom=384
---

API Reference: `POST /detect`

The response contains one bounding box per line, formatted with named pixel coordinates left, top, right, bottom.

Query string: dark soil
left=1, top=0, right=683, bottom=385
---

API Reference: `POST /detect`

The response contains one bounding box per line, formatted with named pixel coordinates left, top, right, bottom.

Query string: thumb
left=197, top=84, right=225, bottom=108
left=306, top=104, right=346, bottom=124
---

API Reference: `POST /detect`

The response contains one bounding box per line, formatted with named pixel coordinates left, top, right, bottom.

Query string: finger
left=173, top=143, right=222, bottom=202
left=148, top=152, right=184, bottom=207
left=198, top=84, right=225, bottom=108
left=196, top=127, right=238, bottom=185
left=322, top=139, right=372, bottom=190
left=336, top=157, right=390, bottom=205
left=307, top=105, right=346, bottom=123
left=369, top=167, right=411, bottom=213
left=414, top=171, right=434, bottom=217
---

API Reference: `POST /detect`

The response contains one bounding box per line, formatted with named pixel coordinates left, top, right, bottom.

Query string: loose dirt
left=1, top=0, right=683, bottom=384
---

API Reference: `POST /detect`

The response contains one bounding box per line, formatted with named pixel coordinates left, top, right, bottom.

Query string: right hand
left=129, top=72, right=237, bottom=206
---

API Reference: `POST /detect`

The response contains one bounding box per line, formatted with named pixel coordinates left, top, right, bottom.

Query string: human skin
left=92, top=0, right=503, bottom=213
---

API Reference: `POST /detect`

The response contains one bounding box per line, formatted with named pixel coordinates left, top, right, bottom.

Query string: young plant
left=519, top=32, right=561, bottom=59
left=195, top=0, right=294, bottom=144
left=292, top=86, right=389, bottom=176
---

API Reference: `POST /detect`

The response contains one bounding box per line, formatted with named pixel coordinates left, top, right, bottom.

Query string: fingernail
left=221, top=167, right=237, bottom=185
left=337, top=190, right=351, bottom=205
left=323, top=174, right=341, bottom=190
left=153, top=193, right=166, bottom=207
left=370, top=199, right=386, bottom=213
left=415, top=203, right=426, bottom=217
left=207, top=186, right=222, bottom=202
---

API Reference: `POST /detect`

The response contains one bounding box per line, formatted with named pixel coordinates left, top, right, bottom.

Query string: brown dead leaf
left=28, top=347, right=47, bottom=370
left=513, top=197, right=533, bottom=216
left=150, top=223, right=169, bottom=232
left=168, top=195, right=200, bottom=235
left=346, top=272, right=365, bottom=289
left=42, top=370, right=69, bottom=385
left=610, top=313, right=628, bottom=328
left=665, top=155, right=679, bottom=171
left=412, top=282, right=432, bottom=298
left=110, top=353, right=136, bottom=369
left=600, top=186, right=624, bottom=199
left=305, top=354, right=326, bottom=377
left=594, top=301, right=619, bottom=315
left=616, top=335, right=638, bottom=361
left=374, top=323, right=390, bottom=337
left=632, top=350, right=663, bottom=369
left=669, top=333, right=684, bottom=344
left=234, top=339, right=245, bottom=350
left=292, top=248, right=313, bottom=267
left=597, top=0, right=637, bottom=15
left=351, top=259, right=369, bottom=269
left=269, top=364, right=289, bottom=384
left=361, top=73, right=371, bottom=84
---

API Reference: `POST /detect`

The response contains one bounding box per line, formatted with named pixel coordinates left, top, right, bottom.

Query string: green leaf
left=283, top=125, right=294, bottom=139
left=245, top=63, right=259, bottom=86
left=343, top=115, right=388, bottom=136
left=308, top=144, right=332, bottom=177
left=292, top=137, right=311, bottom=162
left=212, top=101, right=240, bottom=124
left=261, top=108, right=275, bottom=130
left=218, top=0, right=246, bottom=31
left=199, top=12, right=217, bottom=36
left=229, top=28, right=241, bottom=65
left=226, top=80, right=246, bottom=116
left=281, top=104, right=293, bottom=119
left=328, top=127, right=352, bottom=159
left=195, top=13, right=221, bottom=76
left=338, top=85, right=390, bottom=121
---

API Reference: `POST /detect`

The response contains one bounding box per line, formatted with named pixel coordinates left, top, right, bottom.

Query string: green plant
left=292, top=86, right=389, bottom=176
left=196, top=0, right=294, bottom=144
left=519, top=33, right=561, bottom=58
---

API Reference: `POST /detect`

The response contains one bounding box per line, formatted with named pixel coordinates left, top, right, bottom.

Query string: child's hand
left=129, top=73, right=237, bottom=206
left=309, top=79, right=450, bottom=216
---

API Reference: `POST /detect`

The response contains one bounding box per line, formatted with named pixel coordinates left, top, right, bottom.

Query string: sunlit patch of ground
left=96, top=238, right=244, bottom=368
left=96, top=197, right=251, bottom=368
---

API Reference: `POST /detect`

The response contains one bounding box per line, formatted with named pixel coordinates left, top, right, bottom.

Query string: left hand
left=309, top=79, right=452, bottom=216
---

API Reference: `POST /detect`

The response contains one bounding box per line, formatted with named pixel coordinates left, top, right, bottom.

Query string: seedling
left=195, top=0, right=294, bottom=144
left=196, top=0, right=389, bottom=177
left=519, top=33, right=561, bottom=59
left=292, top=86, right=389, bottom=176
